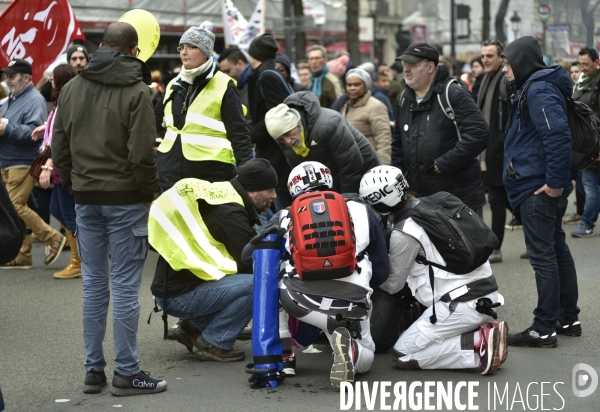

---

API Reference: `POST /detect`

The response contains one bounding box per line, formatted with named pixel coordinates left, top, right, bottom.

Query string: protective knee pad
left=392, top=350, right=421, bottom=370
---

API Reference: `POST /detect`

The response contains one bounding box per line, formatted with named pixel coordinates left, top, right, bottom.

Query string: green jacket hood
left=80, top=48, right=152, bottom=86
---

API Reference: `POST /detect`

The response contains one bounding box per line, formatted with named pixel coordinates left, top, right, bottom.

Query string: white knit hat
left=180, top=21, right=215, bottom=58
left=265, top=104, right=300, bottom=139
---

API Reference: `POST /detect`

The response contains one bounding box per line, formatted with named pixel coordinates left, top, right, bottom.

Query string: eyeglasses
left=502, top=60, right=511, bottom=69
left=136, top=47, right=141, bottom=58
left=482, top=39, right=504, bottom=52
left=177, top=45, right=198, bottom=53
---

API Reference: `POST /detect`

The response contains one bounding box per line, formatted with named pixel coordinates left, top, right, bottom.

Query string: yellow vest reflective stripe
left=148, top=178, right=244, bottom=281
left=158, top=71, right=235, bottom=164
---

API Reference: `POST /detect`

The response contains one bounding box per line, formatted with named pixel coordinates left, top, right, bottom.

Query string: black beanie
left=248, top=34, right=279, bottom=62
left=236, top=158, right=278, bottom=192
left=66, top=44, right=89, bottom=62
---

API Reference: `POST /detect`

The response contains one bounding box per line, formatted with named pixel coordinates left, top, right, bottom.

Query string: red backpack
left=288, top=191, right=356, bottom=280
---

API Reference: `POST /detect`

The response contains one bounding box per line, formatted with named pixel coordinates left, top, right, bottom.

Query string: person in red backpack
left=242, top=161, right=389, bottom=388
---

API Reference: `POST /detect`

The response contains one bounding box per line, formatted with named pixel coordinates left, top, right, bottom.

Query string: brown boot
left=54, top=229, right=81, bottom=279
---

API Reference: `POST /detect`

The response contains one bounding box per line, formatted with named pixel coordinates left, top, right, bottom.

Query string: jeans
left=155, top=274, right=253, bottom=350
left=49, top=184, right=76, bottom=232
left=581, top=168, right=600, bottom=228
left=520, top=191, right=579, bottom=334
left=76, top=203, right=150, bottom=375
left=487, top=185, right=508, bottom=248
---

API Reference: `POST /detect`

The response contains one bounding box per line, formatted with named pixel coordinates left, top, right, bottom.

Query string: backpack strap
left=437, top=79, right=462, bottom=141
left=414, top=255, right=448, bottom=324
left=259, top=69, right=294, bottom=99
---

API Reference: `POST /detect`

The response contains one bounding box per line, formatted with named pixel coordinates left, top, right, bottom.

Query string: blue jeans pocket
left=129, top=225, right=149, bottom=262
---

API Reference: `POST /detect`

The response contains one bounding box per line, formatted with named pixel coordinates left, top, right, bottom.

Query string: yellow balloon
left=118, top=9, right=160, bottom=62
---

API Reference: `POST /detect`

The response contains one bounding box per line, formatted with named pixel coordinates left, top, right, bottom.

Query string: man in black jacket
left=392, top=43, right=488, bottom=211
left=150, top=159, right=278, bottom=361
left=246, top=34, right=293, bottom=210
left=478, top=39, right=511, bottom=262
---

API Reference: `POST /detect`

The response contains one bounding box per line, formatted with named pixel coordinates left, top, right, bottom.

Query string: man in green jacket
left=52, top=22, right=165, bottom=397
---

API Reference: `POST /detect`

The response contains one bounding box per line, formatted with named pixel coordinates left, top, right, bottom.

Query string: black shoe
left=167, top=319, right=201, bottom=352
left=110, top=371, right=167, bottom=396
left=556, top=320, right=582, bottom=337
left=508, top=327, right=557, bottom=348
left=83, top=369, right=107, bottom=394
left=505, top=218, right=522, bottom=230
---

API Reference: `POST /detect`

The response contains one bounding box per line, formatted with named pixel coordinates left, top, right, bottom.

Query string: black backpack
left=393, top=192, right=499, bottom=275
left=518, top=81, right=600, bottom=172
left=393, top=192, right=499, bottom=324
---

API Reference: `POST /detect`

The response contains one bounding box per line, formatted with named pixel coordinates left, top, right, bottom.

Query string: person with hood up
left=154, top=21, right=252, bottom=191
left=392, top=42, right=488, bottom=212
left=264, top=91, right=381, bottom=194
left=274, top=52, right=307, bottom=93
left=52, top=22, right=166, bottom=396
left=501, top=36, right=580, bottom=348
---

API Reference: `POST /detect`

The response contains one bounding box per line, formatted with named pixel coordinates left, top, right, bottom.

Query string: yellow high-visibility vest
left=148, top=178, right=244, bottom=281
left=157, top=72, right=235, bottom=164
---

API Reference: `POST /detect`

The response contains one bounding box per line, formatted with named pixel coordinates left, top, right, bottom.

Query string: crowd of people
left=0, top=16, right=587, bottom=401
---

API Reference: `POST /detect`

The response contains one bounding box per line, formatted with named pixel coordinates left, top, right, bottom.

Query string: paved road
left=1, top=196, right=598, bottom=411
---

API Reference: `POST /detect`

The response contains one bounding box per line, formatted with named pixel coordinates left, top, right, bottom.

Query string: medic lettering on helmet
left=362, top=185, right=394, bottom=203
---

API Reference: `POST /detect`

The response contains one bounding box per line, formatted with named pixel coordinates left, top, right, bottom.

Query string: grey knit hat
left=180, top=21, right=215, bottom=58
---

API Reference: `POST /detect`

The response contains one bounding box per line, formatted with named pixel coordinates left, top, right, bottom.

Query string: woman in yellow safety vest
left=155, top=21, right=253, bottom=192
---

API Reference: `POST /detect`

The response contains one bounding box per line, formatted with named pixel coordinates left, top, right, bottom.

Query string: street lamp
left=368, top=0, right=379, bottom=64
left=510, top=11, right=521, bottom=40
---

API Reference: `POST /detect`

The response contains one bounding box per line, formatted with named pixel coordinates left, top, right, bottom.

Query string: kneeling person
left=268, top=162, right=388, bottom=387
left=359, top=166, right=507, bottom=375
left=149, top=159, right=278, bottom=361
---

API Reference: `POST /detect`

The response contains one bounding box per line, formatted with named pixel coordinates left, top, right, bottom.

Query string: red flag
left=0, top=0, right=85, bottom=83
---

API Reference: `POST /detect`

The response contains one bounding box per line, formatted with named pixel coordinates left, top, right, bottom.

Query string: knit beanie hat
left=236, top=158, right=278, bottom=192
left=180, top=21, right=215, bottom=58
left=265, top=104, right=301, bottom=139
left=274, top=52, right=291, bottom=75
left=346, top=68, right=372, bottom=90
left=66, top=44, right=89, bottom=62
left=248, top=34, right=279, bottom=62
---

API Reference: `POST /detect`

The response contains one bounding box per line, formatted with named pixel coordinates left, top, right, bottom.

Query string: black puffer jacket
left=282, top=92, right=380, bottom=194
left=247, top=60, right=293, bottom=189
left=392, top=65, right=488, bottom=210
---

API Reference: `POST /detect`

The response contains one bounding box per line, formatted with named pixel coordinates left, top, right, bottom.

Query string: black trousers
left=487, top=185, right=509, bottom=248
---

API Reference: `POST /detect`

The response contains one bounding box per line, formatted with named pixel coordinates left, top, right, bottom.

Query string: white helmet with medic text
left=287, top=161, right=333, bottom=196
left=359, top=166, right=409, bottom=214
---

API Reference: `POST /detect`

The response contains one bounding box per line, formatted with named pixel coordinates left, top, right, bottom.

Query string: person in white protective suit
left=359, top=165, right=508, bottom=375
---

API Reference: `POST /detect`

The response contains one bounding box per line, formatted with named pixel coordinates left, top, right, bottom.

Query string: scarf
left=41, top=107, right=57, bottom=151
left=180, top=57, right=213, bottom=84
left=477, top=71, right=502, bottom=125
left=309, top=63, right=329, bottom=97
left=291, top=122, right=310, bottom=157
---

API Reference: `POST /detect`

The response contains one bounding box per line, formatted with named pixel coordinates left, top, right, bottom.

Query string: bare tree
left=347, top=0, right=360, bottom=63
left=580, top=0, right=600, bottom=46
left=494, top=0, right=511, bottom=43
left=292, top=0, right=307, bottom=61
left=482, top=0, right=491, bottom=41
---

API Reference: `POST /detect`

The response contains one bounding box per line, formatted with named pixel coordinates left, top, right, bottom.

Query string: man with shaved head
left=52, top=22, right=166, bottom=396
